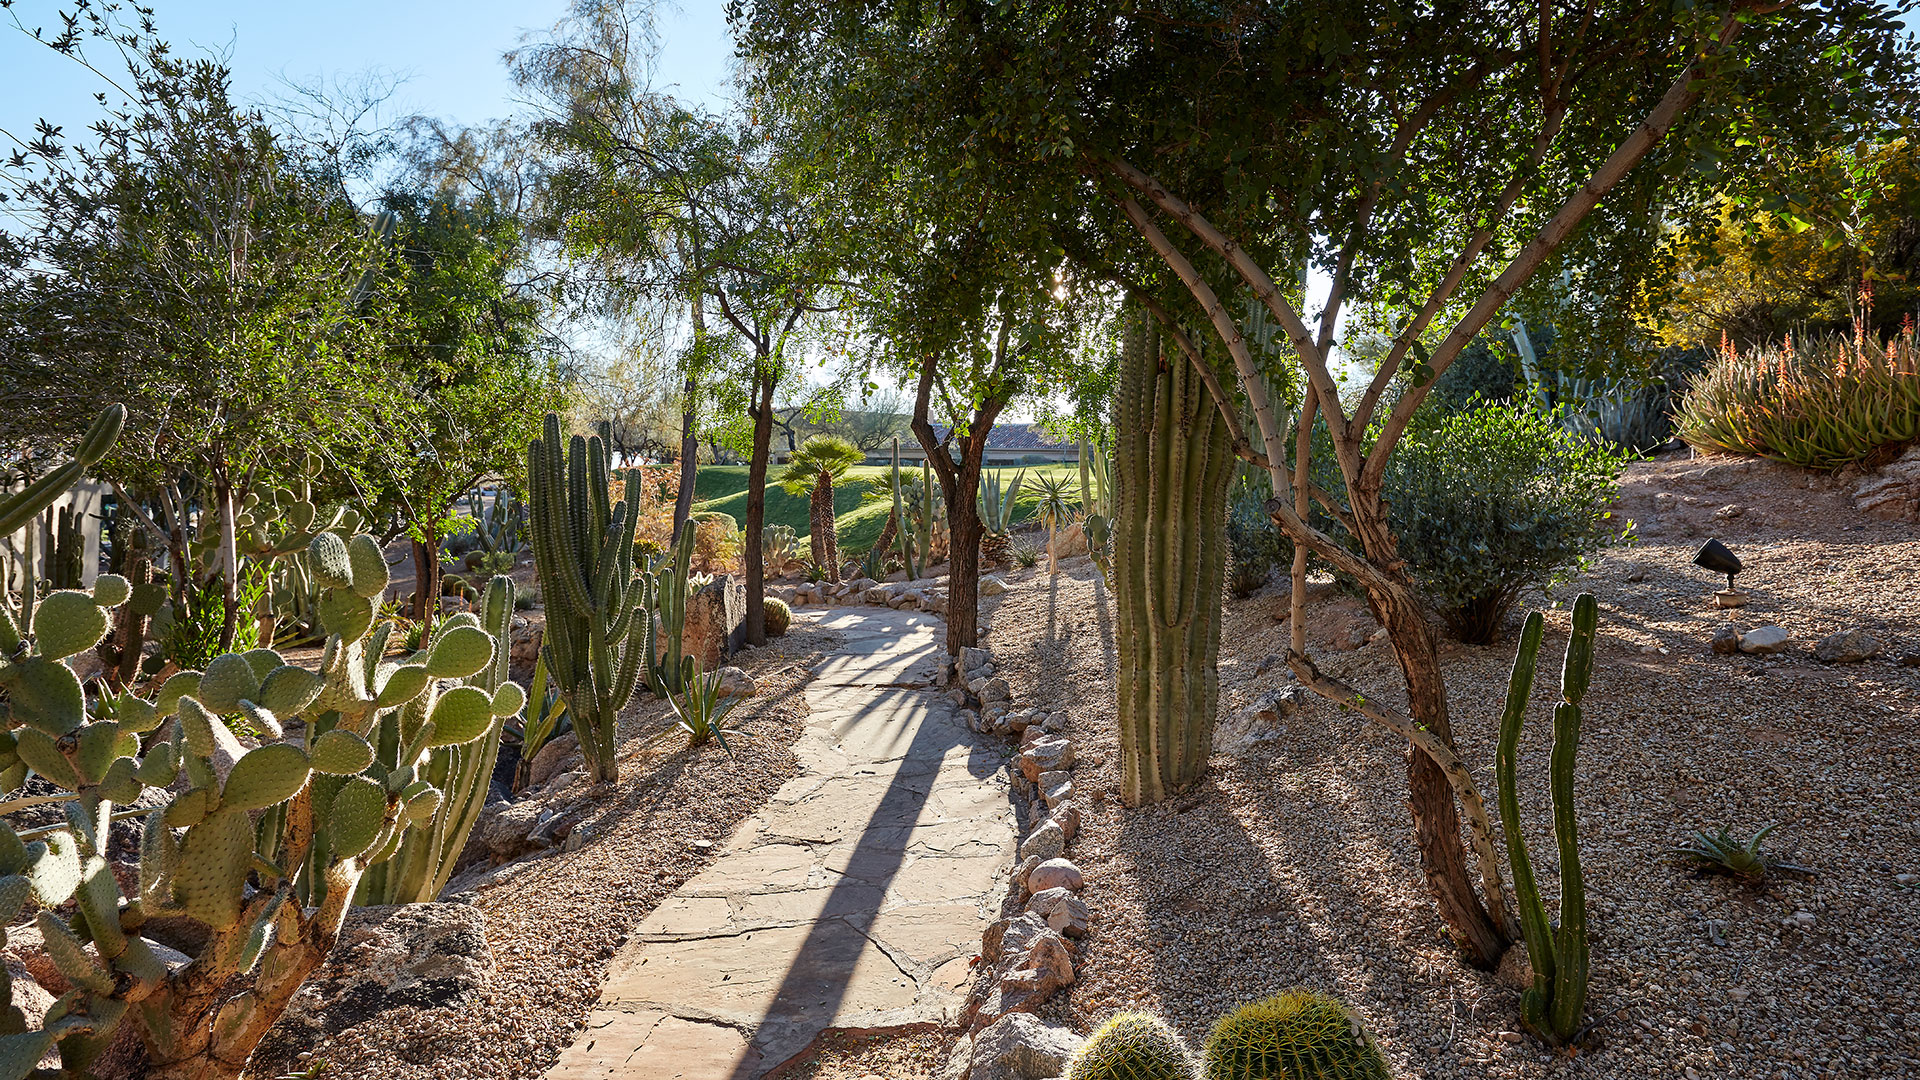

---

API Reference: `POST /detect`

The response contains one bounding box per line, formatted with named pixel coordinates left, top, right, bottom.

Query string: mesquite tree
left=739, top=0, right=1917, bottom=966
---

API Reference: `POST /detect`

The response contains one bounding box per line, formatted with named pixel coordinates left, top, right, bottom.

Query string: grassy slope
left=691, top=463, right=1082, bottom=554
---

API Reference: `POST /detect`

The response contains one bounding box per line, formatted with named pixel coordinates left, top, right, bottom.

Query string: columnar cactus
left=1494, top=594, right=1596, bottom=1045
left=1112, top=309, right=1233, bottom=805
left=359, top=573, right=522, bottom=904
left=891, top=438, right=919, bottom=580
left=0, top=513, right=515, bottom=1080
left=1079, top=438, right=1114, bottom=579
left=1066, top=1012, right=1197, bottom=1080
left=526, top=414, right=649, bottom=784
left=641, top=522, right=696, bottom=699
left=1201, top=991, right=1390, bottom=1080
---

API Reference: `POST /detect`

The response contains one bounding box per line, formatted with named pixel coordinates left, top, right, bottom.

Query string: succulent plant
left=0, top=424, right=515, bottom=1080
left=976, top=467, right=1026, bottom=566
left=1494, top=595, right=1598, bottom=1045
left=1067, top=1012, right=1197, bottom=1080
left=512, top=655, right=570, bottom=793
left=1201, top=990, right=1389, bottom=1080
left=1112, top=310, right=1232, bottom=806
left=1079, top=438, right=1113, bottom=580
left=1674, top=822, right=1814, bottom=882
left=526, top=414, right=664, bottom=784
left=666, top=655, right=741, bottom=750
left=763, top=596, right=792, bottom=637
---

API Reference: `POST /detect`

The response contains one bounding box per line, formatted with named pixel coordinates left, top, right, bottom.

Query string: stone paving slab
left=546, top=608, right=1014, bottom=1080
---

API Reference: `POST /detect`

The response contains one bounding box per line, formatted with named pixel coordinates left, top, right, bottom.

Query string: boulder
left=480, top=799, right=548, bottom=861
left=679, top=573, right=747, bottom=671
left=979, top=575, right=1009, bottom=597
left=1853, top=446, right=1920, bottom=522
left=713, top=666, right=758, bottom=697
left=1738, top=626, right=1793, bottom=655
left=1815, top=629, right=1882, bottom=664
left=965, top=1011, right=1083, bottom=1080
left=1018, top=820, right=1066, bottom=862
left=1052, top=522, right=1090, bottom=558
left=1710, top=626, right=1741, bottom=655
left=1027, top=886, right=1090, bottom=938
left=1028, top=858, right=1083, bottom=893
left=253, top=904, right=495, bottom=1078
left=1017, top=736, right=1074, bottom=782
left=1214, top=683, right=1311, bottom=753
left=1038, top=772, right=1074, bottom=809
left=3, top=957, right=58, bottom=1069
left=1048, top=802, right=1081, bottom=841
left=525, top=732, right=581, bottom=791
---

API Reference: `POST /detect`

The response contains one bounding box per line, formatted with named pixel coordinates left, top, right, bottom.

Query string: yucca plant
left=1676, top=315, right=1920, bottom=469
left=977, top=467, right=1026, bottom=566
left=1674, top=823, right=1816, bottom=882
left=1028, top=472, right=1076, bottom=574
left=512, top=655, right=569, bottom=792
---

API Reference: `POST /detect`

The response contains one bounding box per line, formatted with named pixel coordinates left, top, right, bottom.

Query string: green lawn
left=690, top=463, right=1082, bottom=554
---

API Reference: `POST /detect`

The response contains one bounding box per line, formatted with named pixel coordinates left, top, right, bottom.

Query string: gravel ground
left=974, top=449, right=1919, bottom=1080
left=276, top=613, right=844, bottom=1080
left=765, top=1029, right=949, bottom=1080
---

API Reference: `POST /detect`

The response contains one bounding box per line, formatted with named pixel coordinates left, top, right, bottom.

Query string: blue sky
left=0, top=1, right=735, bottom=151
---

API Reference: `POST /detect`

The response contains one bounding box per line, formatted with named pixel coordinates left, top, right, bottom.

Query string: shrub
left=1429, top=337, right=1519, bottom=413
left=1226, top=476, right=1284, bottom=598
left=1387, top=403, right=1627, bottom=644
left=763, top=596, right=791, bottom=636
left=1675, top=327, right=1920, bottom=468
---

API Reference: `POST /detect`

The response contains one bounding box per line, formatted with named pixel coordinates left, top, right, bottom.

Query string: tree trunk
left=1349, top=501, right=1507, bottom=968
left=817, top=473, right=841, bottom=580
left=413, top=520, right=442, bottom=642
left=809, top=474, right=832, bottom=580
left=909, top=355, right=1008, bottom=662
left=215, top=481, right=240, bottom=651
left=744, top=368, right=775, bottom=645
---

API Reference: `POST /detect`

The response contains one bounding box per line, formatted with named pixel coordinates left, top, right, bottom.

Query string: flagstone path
left=546, top=607, right=1014, bottom=1080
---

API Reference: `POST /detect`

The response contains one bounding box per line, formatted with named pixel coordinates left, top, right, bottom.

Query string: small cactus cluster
left=0, top=404, right=522, bottom=1080
left=1064, top=991, right=1388, bottom=1080
left=1494, top=594, right=1595, bottom=1045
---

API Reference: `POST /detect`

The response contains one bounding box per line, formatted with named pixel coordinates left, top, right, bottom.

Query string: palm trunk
left=810, top=474, right=833, bottom=581
left=819, top=473, right=841, bottom=580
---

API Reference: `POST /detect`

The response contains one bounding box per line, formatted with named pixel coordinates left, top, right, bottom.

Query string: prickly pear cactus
left=1066, top=1012, right=1197, bottom=1080
left=1201, top=991, right=1390, bottom=1080
left=0, top=508, right=517, bottom=1080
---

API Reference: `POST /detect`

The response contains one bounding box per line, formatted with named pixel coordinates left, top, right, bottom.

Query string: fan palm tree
left=777, top=434, right=865, bottom=582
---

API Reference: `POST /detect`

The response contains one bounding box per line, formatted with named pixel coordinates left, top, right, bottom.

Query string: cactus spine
left=527, top=413, right=650, bottom=784
left=1495, top=594, right=1596, bottom=1045
left=1112, top=309, right=1233, bottom=805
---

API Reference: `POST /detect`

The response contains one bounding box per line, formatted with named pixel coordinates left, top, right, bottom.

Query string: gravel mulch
left=974, top=449, right=1919, bottom=1080
left=276, top=614, right=844, bottom=1080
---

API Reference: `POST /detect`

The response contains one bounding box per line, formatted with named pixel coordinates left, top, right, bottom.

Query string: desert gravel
left=973, top=449, right=1919, bottom=1079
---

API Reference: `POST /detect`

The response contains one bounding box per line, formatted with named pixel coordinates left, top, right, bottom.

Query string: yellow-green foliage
left=1066, top=1012, right=1196, bottom=1080
left=1202, top=991, right=1389, bottom=1080
left=1675, top=328, right=1920, bottom=468
left=763, top=596, right=792, bottom=637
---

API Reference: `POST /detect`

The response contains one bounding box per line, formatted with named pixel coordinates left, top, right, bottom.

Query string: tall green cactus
left=642, top=521, right=697, bottom=698
left=360, top=574, right=521, bottom=903
left=526, top=413, right=650, bottom=785
left=1113, top=309, right=1233, bottom=805
left=1495, top=593, right=1596, bottom=1045
left=1, top=404, right=123, bottom=631
left=1079, top=438, right=1114, bottom=579
left=891, top=438, right=919, bottom=579
left=0, top=418, right=517, bottom=1079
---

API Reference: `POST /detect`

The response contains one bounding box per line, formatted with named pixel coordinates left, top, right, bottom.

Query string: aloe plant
left=976, top=467, right=1026, bottom=566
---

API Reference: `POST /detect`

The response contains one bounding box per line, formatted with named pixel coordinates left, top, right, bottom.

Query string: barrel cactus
left=763, top=596, right=792, bottom=637
left=1112, top=308, right=1233, bottom=805
left=1202, top=991, right=1390, bottom=1080
left=1067, top=1012, right=1197, bottom=1080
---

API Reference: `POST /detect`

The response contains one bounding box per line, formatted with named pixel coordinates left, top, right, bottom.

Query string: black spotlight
left=1693, top=538, right=1743, bottom=591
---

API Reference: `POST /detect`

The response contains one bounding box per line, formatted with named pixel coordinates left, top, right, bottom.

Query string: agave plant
left=668, top=656, right=743, bottom=750
left=1674, top=823, right=1816, bottom=881
left=977, top=468, right=1026, bottom=566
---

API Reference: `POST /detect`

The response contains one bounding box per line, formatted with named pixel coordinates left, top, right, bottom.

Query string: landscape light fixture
left=1693, top=538, right=1747, bottom=608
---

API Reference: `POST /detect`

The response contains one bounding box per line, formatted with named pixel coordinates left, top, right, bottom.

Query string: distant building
left=868, top=422, right=1076, bottom=466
